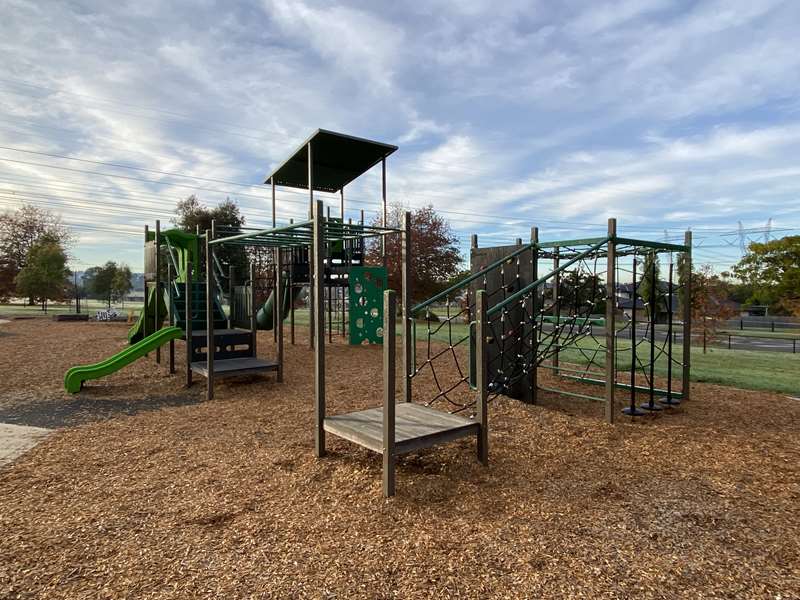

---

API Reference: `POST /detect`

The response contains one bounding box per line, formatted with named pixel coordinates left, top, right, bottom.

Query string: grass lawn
left=557, top=337, right=799, bottom=396
left=409, top=317, right=799, bottom=396
left=0, top=299, right=143, bottom=318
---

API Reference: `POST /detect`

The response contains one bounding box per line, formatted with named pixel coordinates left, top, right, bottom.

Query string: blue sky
left=1, top=0, right=799, bottom=273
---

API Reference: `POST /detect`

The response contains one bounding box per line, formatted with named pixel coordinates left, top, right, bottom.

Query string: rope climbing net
left=408, top=235, right=689, bottom=416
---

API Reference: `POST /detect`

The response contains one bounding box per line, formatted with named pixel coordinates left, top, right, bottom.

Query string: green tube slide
left=64, top=326, right=184, bottom=393
left=255, top=285, right=302, bottom=330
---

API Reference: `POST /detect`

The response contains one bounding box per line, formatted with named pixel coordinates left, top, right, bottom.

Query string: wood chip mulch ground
left=0, top=319, right=798, bottom=598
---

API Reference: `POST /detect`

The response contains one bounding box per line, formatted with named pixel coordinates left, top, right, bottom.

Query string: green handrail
left=412, top=242, right=535, bottom=315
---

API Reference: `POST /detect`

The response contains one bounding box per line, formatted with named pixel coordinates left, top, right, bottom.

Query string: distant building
left=615, top=281, right=678, bottom=323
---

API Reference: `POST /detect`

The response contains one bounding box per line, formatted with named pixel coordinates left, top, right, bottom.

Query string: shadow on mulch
left=0, top=393, right=203, bottom=429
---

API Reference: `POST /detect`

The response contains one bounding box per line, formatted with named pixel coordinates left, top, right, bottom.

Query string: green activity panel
left=348, top=266, right=387, bottom=345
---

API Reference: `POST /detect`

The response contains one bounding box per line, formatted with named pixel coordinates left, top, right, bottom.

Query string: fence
left=724, top=317, right=800, bottom=332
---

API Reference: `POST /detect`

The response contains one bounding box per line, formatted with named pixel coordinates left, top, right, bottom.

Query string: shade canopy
left=265, top=129, right=397, bottom=193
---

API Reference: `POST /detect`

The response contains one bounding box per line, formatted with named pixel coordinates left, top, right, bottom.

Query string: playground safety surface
left=0, top=319, right=798, bottom=598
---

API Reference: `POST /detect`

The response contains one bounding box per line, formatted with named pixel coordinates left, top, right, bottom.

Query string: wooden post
left=168, top=260, right=175, bottom=374
left=250, top=262, right=257, bottom=358
left=205, top=231, right=214, bottom=401
left=185, top=261, right=193, bottom=387
left=313, top=199, right=326, bottom=457
left=155, top=219, right=161, bottom=364
left=308, top=141, right=315, bottom=349
left=475, top=290, right=489, bottom=466
left=382, top=289, right=397, bottom=497
left=605, top=219, right=617, bottom=423
left=530, top=226, right=539, bottom=404
left=402, top=211, right=412, bottom=403
left=682, top=231, right=692, bottom=402
left=276, top=248, right=284, bottom=382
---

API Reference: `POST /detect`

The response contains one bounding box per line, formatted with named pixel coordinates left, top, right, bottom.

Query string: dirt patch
left=0, top=319, right=798, bottom=598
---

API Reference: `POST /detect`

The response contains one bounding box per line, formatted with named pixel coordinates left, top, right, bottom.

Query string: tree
left=638, top=251, right=661, bottom=319
left=173, top=195, right=249, bottom=278
left=112, top=264, right=133, bottom=306
left=14, top=239, right=70, bottom=312
left=0, top=205, right=71, bottom=301
left=558, top=270, right=606, bottom=315
left=83, top=262, right=119, bottom=308
left=365, top=204, right=462, bottom=303
left=732, top=235, right=800, bottom=316
left=691, top=265, right=737, bottom=353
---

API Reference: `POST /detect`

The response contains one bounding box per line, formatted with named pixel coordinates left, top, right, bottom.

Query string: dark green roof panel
left=265, top=129, right=397, bottom=193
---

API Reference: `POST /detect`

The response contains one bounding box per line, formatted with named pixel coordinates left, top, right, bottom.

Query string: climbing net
left=408, top=236, right=688, bottom=415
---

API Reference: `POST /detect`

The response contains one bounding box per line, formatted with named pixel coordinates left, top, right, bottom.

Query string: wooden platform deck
left=324, top=403, right=479, bottom=455
left=191, top=357, right=278, bottom=378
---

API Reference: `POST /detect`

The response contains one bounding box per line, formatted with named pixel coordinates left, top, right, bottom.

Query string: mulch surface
left=0, top=319, right=798, bottom=598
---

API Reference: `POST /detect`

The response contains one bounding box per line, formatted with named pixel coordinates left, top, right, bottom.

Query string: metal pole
left=476, top=290, right=489, bottom=465
left=250, top=262, right=257, bottom=359
left=155, top=219, right=161, bottom=364
left=168, top=260, right=175, bottom=374
left=308, top=141, right=315, bottom=349
left=552, top=245, right=560, bottom=375
left=143, top=224, right=148, bottom=340
left=382, top=289, right=396, bottom=497
left=528, top=227, right=539, bottom=404
left=660, top=261, right=679, bottom=406
left=205, top=231, right=214, bottom=401
left=228, top=265, right=234, bottom=330
left=273, top=249, right=279, bottom=342
left=185, top=260, right=193, bottom=387
left=276, top=248, right=284, bottom=382
left=682, top=231, right=692, bottom=402
left=642, top=256, right=662, bottom=412
left=381, top=157, right=387, bottom=269
left=289, top=218, right=295, bottom=346
left=271, top=177, right=276, bottom=229
left=605, top=219, right=616, bottom=422
left=313, top=199, right=326, bottom=457
left=327, top=207, right=332, bottom=345
left=623, top=257, right=645, bottom=416
left=340, top=187, right=345, bottom=222
left=402, top=211, right=412, bottom=403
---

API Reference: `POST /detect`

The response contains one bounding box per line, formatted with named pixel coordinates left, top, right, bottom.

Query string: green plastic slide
left=64, top=326, right=184, bottom=393
left=255, top=285, right=302, bottom=330
left=128, top=285, right=168, bottom=344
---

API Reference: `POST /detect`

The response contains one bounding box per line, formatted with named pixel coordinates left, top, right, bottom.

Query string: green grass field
left=0, top=299, right=143, bottom=317
left=556, top=337, right=799, bottom=396
left=377, top=314, right=800, bottom=396
left=2, top=303, right=796, bottom=396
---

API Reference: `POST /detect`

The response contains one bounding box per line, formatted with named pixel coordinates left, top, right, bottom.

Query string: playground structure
left=63, top=128, right=693, bottom=498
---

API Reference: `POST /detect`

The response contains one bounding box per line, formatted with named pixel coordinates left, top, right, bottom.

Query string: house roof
left=264, top=129, right=398, bottom=193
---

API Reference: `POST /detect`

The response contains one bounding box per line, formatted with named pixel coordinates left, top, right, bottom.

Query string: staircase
left=171, top=279, right=278, bottom=380
left=172, top=280, right=227, bottom=332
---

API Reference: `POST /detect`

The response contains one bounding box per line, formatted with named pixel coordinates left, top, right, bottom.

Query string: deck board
left=191, top=357, right=278, bottom=378
left=324, top=403, right=478, bottom=455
